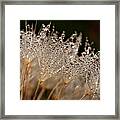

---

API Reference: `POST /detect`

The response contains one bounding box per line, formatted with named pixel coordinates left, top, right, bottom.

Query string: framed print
left=0, top=0, right=119, bottom=119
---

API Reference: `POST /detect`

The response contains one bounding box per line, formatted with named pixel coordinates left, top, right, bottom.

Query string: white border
left=5, top=5, right=115, bottom=115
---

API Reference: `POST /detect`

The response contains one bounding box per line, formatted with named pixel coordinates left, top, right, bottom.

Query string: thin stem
left=57, top=84, right=64, bottom=99
left=33, top=79, right=41, bottom=100
left=37, top=87, right=46, bottom=100
left=48, top=79, right=62, bottom=100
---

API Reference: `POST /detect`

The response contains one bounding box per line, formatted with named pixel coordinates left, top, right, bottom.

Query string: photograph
left=20, top=20, right=100, bottom=100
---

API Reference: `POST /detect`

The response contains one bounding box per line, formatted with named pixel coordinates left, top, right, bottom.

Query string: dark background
left=20, top=20, right=100, bottom=52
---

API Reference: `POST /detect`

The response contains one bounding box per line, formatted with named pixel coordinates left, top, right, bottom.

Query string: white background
left=5, top=5, right=115, bottom=115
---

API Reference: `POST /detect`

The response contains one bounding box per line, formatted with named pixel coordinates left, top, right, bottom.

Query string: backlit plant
left=20, top=22, right=100, bottom=100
